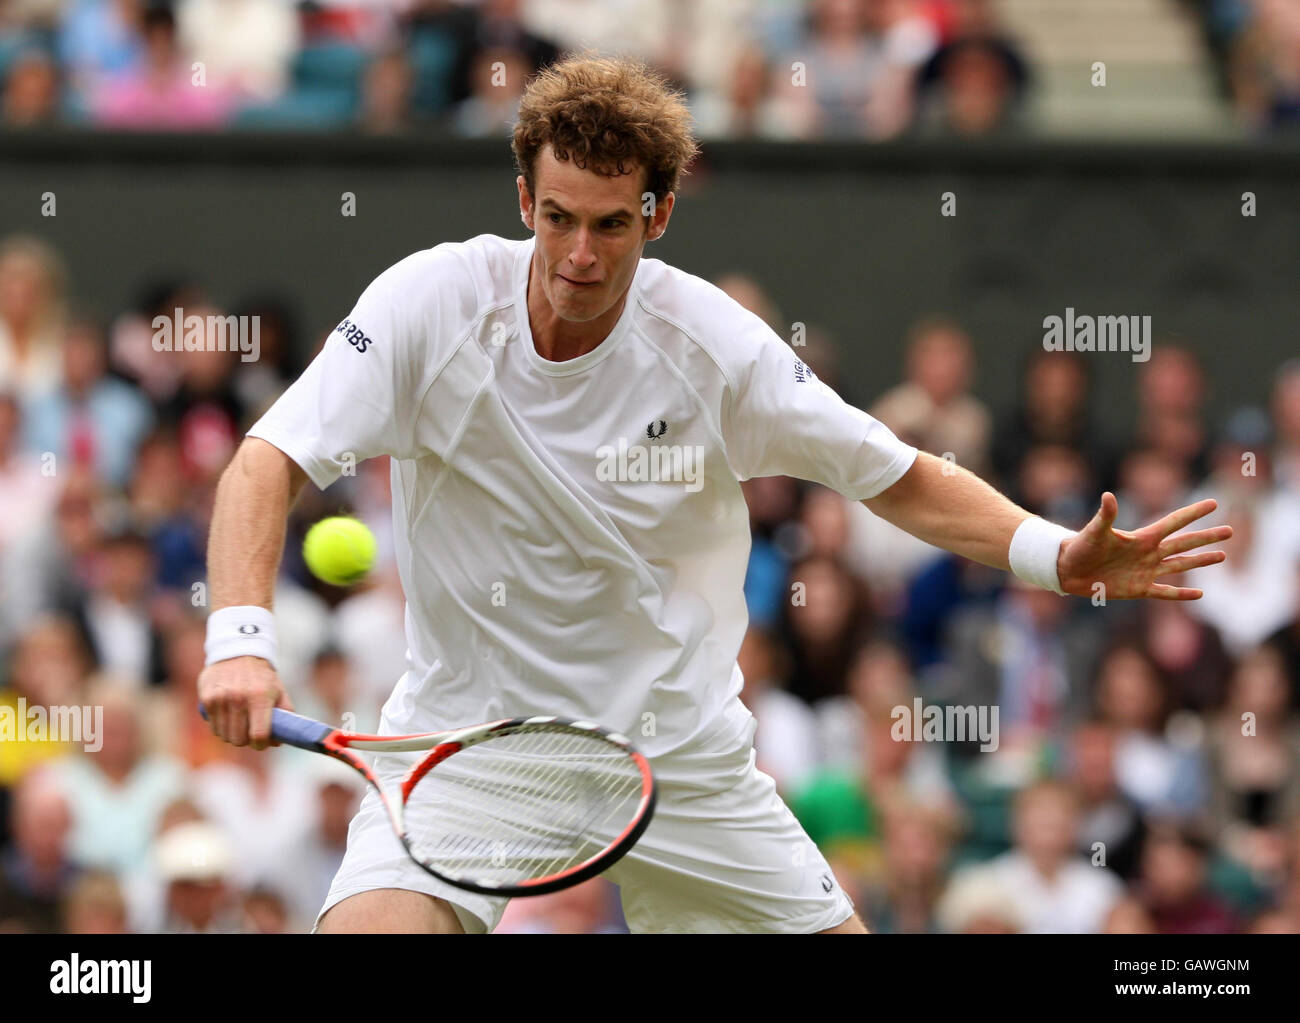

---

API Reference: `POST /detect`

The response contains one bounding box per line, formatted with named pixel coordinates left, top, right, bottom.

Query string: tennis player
left=198, top=55, right=1231, bottom=934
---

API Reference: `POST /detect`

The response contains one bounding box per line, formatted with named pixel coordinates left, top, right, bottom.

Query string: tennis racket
left=199, top=706, right=656, bottom=897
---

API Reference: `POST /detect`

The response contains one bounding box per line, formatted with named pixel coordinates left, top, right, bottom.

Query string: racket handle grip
left=197, top=705, right=335, bottom=751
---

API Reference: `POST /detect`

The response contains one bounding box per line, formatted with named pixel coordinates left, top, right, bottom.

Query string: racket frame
left=235, top=707, right=657, bottom=898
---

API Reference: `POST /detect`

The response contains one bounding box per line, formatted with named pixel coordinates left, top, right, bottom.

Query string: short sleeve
left=725, top=325, right=917, bottom=500
left=246, top=252, right=447, bottom=489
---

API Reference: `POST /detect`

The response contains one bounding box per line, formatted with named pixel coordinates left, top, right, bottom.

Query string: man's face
left=518, top=145, right=673, bottom=324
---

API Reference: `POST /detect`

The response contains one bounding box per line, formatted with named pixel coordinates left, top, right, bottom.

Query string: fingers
left=198, top=658, right=285, bottom=749
left=211, top=696, right=249, bottom=747
left=1146, top=582, right=1205, bottom=601
left=1097, top=491, right=1119, bottom=530
left=1083, top=492, right=1119, bottom=537
left=1152, top=498, right=1219, bottom=539
left=1158, top=524, right=1233, bottom=557
left=248, top=676, right=293, bottom=749
left=1154, top=551, right=1227, bottom=577
left=248, top=693, right=275, bottom=751
left=263, top=689, right=295, bottom=748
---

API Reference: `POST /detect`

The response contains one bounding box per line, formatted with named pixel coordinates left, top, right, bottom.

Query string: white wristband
left=205, top=605, right=278, bottom=668
left=1008, top=517, right=1076, bottom=596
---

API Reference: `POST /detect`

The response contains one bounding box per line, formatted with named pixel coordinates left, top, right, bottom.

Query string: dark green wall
left=3, top=132, right=1297, bottom=441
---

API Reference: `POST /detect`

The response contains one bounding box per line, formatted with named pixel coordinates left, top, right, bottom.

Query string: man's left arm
left=863, top=451, right=1232, bottom=600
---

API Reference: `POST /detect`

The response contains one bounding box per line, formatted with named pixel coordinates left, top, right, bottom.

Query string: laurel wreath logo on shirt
left=646, top=420, right=668, bottom=441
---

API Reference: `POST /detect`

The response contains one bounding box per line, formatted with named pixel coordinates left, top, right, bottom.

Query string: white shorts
left=315, top=717, right=855, bottom=934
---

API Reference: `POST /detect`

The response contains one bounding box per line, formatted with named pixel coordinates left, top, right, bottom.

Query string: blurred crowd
left=2, top=0, right=1297, bottom=140
left=0, top=0, right=1057, bottom=140
left=1191, top=0, right=1300, bottom=131
left=1, top=229, right=1299, bottom=934
left=0, top=0, right=1046, bottom=140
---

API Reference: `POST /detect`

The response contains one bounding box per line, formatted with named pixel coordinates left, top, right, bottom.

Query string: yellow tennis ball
left=303, top=516, right=376, bottom=586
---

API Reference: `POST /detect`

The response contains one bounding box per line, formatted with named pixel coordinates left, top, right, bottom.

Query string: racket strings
left=402, top=727, right=645, bottom=887
left=429, top=732, right=629, bottom=874
left=416, top=737, right=625, bottom=879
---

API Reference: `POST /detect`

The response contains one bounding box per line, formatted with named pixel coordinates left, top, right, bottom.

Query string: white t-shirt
left=982, top=851, right=1124, bottom=934
left=248, top=234, right=917, bottom=757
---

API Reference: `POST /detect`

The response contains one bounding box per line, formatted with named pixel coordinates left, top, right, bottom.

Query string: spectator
left=22, top=315, right=154, bottom=489
left=856, top=803, right=953, bottom=932
left=279, top=757, right=362, bottom=928
left=1068, top=720, right=1146, bottom=881
left=466, top=0, right=561, bottom=88
left=1112, top=445, right=1193, bottom=532
left=403, top=0, right=479, bottom=117
left=57, top=0, right=146, bottom=97
left=816, top=636, right=913, bottom=772
left=737, top=625, right=819, bottom=793
left=991, top=349, right=1109, bottom=499
left=1207, top=645, right=1300, bottom=875
left=454, top=44, right=530, bottom=137
left=1126, top=599, right=1233, bottom=714
left=1226, top=0, right=1300, bottom=131
left=359, top=46, right=415, bottom=134
left=126, top=429, right=206, bottom=592
left=1265, top=560, right=1300, bottom=710
left=72, top=523, right=166, bottom=688
left=92, top=5, right=236, bottom=129
left=0, top=769, right=79, bottom=933
left=691, top=41, right=787, bottom=139
left=0, top=391, right=57, bottom=567
left=2, top=46, right=61, bottom=126
left=518, top=0, right=668, bottom=69
left=0, top=234, right=67, bottom=400
left=241, top=885, right=290, bottom=933
left=1271, top=358, right=1300, bottom=494
left=293, top=647, right=357, bottom=729
left=933, top=577, right=1103, bottom=765
left=1015, top=443, right=1095, bottom=530
left=176, top=0, right=301, bottom=102
left=935, top=861, right=1023, bottom=932
left=52, top=684, right=187, bottom=876
left=798, top=484, right=854, bottom=561
left=153, top=820, right=239, bottom=933
left=496, top=878, right=625, bottom=933
left=781, top=552, right=873, bottom=703
left=913, top=0, right=1028, bottom=137
left=949, top=780, right=1123, bottom=933
left=793, top=660, right=957, bottom=881
left=190, top=744, right=318, bottom=904
left=1102, top=896, right=1156, bottom=933
left=772, top=0, right=933, bottom=139
left=61, top=870, right=129, bottom=934
left=0, top=617, right=90, bottom=787
left=149, top=614, right=233, bottom=769
left=1134, top=345, right=1211, bottom=484
left=332, top=563, right=410, bottom=727
left=1094, top=642, right=1206, bottom=815
left=1186, top=408, right=1300, bottom=653
left=1137, top=820, right=1240, bottom=933
left=740, top=474, right=800, bottom=630
left=870, top=316, right=992, bottom=477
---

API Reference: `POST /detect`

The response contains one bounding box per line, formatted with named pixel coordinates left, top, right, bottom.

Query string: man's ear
left=646, top=191, right=675, bottom=242
left=517, top=175, right=535, bottom=231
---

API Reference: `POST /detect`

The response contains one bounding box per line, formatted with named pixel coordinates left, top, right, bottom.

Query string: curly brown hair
left=512, top=54, right=700, bottom=204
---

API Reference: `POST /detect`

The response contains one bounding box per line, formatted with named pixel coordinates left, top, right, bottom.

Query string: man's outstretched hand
left=1056, top=493, right=1233, bottom=600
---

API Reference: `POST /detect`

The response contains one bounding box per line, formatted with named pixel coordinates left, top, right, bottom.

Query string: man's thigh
left=607, top=745, right=857, bottom=933
left=317, top=888, right=465, bottom=933
left=314, top=784, right=508, bottom=934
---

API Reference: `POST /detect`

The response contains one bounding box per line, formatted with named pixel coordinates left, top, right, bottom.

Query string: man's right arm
left=198, top=436, right=308, bottom=749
